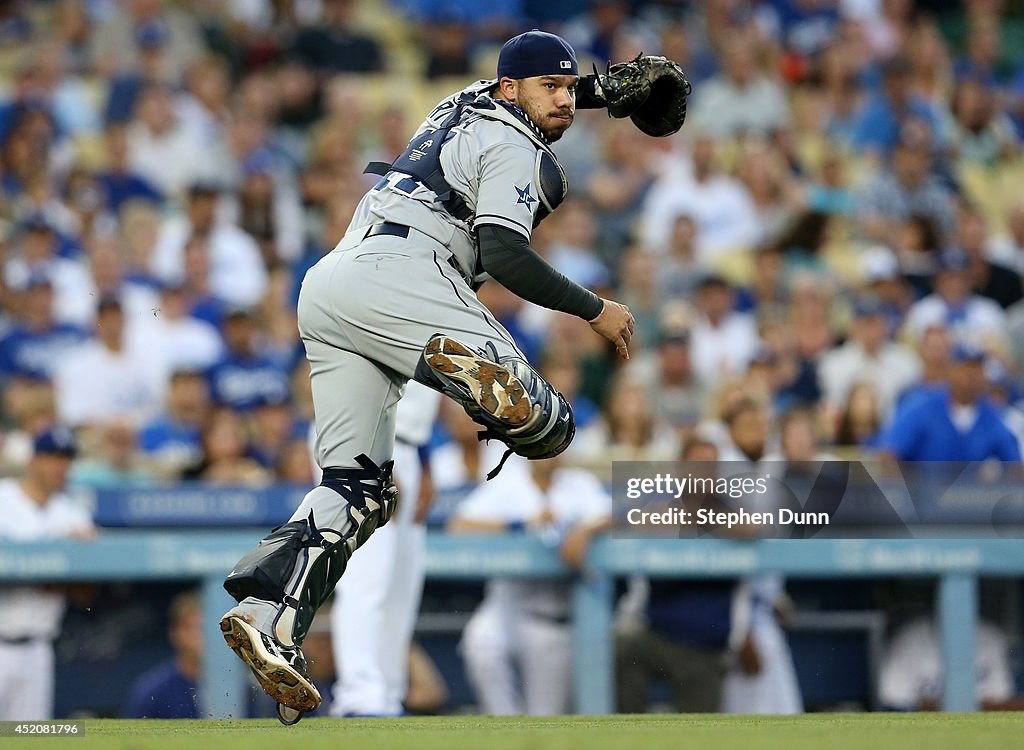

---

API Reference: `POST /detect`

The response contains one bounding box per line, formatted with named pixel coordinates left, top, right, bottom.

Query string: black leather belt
left=362, top=221, right=473, bottom=285
left=364, top=222, right=410, bottom=239
left=523, top=611, right=571, bottom=626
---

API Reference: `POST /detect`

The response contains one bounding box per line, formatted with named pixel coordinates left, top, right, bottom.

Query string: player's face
left=949, top=360, right=984, bottom=403
left=33, top=454, right=72, bottom=494
left=513, top=75, right=577, bottom=141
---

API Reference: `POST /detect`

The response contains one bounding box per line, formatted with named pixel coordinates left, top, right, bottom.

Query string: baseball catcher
left=219, top=29, right=690, bottom=726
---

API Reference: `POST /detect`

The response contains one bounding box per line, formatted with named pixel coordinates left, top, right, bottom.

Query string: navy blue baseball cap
left=497, top=29, right=578, bottom=80
left=23, top=271, right=53, bottom=290
left=937, top=248, right=971, bottom=273
left=135, top=20, right=168, bottom=50
left=34, top=426, right=78, bottom=458
left=96, top=294, right=122, bottom=313
left=951, top=342, right=986, bottom=364
left=22, top=212, right=54, bottom=233
left=853, top=295, right=887, bottom=318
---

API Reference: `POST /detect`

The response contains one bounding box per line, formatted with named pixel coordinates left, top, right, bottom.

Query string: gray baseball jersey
left=299, top=81, right=568, bottom=470
left=349, top=79, right=566, bottom=286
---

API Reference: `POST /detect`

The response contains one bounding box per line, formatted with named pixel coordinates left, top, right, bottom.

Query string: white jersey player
left=327, top=381, right=441, bottom=717
left=449, top=457, right=610, bottom=715
left=879, top=617, right=1015, bottom=710
left=0, top=427, right=93, bottom=720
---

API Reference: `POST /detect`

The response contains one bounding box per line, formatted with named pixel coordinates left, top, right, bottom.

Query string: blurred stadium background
left=1, top=0, right=1024, bottom=721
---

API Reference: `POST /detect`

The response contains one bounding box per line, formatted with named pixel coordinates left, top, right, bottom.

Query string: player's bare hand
left=738, top=631, right=763, bottom=675
left=413, top=469, right=434, bottom=525
left=589, top=298, right=635, bottom=359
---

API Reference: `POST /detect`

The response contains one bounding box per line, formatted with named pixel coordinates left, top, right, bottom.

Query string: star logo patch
left=515, top=183, right=536, bottom=208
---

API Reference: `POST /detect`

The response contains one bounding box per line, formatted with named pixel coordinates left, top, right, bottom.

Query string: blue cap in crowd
left=96, top=294, right=122, bottom=314
left=242, top=148, right=276, bottom=177
left=135, top=20, right=168, bottom=50
left=22, top=212, right=54, bottom=233
left=23, top=271, right=53, bottom=290
left=937, top=249, right=971, bottom=273
left=497, top=29, right=578, bottom=80
left=696, top=271, right=730, bottom=290
left=853, top=295, right=887, bottom=318
left=34, top=426, right=78, bottom=458
left=951, top=343, right=986, bottom=364
left=657, top=326, right=690, bottom=346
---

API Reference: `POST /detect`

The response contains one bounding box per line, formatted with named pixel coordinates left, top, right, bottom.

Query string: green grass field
left=26, top=714, right=1024, bottom=750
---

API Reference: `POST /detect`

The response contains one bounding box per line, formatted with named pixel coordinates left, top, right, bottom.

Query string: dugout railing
left=0, top=530, right=1019, bottom=716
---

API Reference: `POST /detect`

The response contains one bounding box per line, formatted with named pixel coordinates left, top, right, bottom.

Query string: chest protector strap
left=363, top=98, right=473, bottom=222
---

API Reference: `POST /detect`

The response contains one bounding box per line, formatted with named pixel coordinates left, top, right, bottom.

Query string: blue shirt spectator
left=138, top=418, right=201, bottom=462
left=189, top=296, right=226, bottom=330
left=0, top=278, right=90, bottom=380
left=852, top=57, right=941, bottom=154
left=881, top=347, right=1021, bottom=462
left=138, top=369, right=210, bottom=475
left=207, top=355, right=290, bottom=412
left=0, top=324, right=90, bottom=381
left=97, top=172, right=163, bottom=214
left=882, top=388, right=1019, bottom=461
left=96, top=125, right=164, bottom=212
left=206, top=309, right=290, bottom=412
left=396, top=0, right=521, bottom=24
left=766, top=0, right=840, bottom=56
left=103, top=20, right=177, bottom=126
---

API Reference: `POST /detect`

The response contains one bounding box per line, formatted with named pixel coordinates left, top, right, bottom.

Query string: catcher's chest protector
left=364, top=86, right=568, bottom=228
left=532, top=147, right=567, bottom=227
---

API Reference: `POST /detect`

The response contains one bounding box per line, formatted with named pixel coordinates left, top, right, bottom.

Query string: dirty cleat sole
left=220, top=615, right=321, bottom=713
left=424, top=336, right=532, bottom=426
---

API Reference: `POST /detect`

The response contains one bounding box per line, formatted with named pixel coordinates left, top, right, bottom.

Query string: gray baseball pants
left=298, top=224, right=524, bottom=470
left=232, top=225, right=525, bottom=636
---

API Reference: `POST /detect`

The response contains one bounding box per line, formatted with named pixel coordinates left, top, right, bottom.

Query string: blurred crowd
left=3, top=0, right=1024, bottom=719
left=0, top=0, right=1023, bottom=486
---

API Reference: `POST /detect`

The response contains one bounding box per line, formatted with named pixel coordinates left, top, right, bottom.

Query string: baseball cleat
left=219, top=614, right=321, bottom=713
left=423, top=335, right=533, bottom=426
left=276, top=704, right=304, bottom=726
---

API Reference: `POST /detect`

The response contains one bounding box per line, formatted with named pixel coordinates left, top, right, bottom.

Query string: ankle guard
left=223, top=454, right=397, bottom=645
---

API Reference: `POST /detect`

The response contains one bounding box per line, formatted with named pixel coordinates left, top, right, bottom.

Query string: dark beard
left=539, top=116, right=572, bottom=142
left=544, top=127, right=565, bottom=142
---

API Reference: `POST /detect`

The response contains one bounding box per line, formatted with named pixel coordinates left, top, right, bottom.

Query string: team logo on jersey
left=515, top=183, right=536, bottom=208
